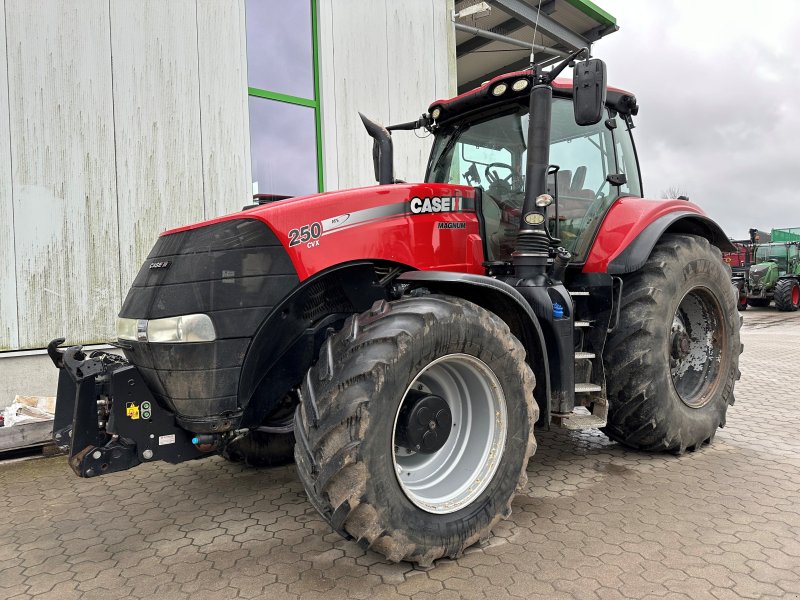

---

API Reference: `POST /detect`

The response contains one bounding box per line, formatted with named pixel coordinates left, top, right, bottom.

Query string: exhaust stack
left=359, top=113, right=394, bottom=185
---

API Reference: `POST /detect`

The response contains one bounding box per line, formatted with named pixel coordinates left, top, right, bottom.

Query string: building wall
left=0, top=0, right=251, bottom=355
left=318, top=0, right=456, bottom=190
left=0, top=0, right=455, bottom=407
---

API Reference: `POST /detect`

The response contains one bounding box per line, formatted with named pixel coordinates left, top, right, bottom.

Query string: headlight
left=491, top=83, right=508, bottom=96
left=430, top=106, right=441, bottom=120
left=116, top=317, right=138, bottom=341
left=535, top=193, right=554, bottom=208
left=512, top=78, right=529, bottom=92
left=116, top=314, right=216, bottom=343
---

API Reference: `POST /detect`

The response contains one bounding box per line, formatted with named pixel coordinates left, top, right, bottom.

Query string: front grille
left=119, top=218, right=298, bottom=419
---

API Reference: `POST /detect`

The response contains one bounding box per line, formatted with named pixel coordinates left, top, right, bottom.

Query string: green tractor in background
left=746, top=242, right=800, bottom=310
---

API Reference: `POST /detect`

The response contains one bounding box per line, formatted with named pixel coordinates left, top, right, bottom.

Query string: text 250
left=288, top=222, right=322, bottom=247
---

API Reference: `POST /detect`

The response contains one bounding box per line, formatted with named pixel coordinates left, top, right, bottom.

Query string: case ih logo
left=410, top=196, right=462, bottom=214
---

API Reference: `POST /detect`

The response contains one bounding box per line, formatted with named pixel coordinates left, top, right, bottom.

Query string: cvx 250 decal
left=288, top=222, right=322, bottom=247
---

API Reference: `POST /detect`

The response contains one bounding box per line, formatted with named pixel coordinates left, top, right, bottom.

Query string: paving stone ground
left=1, top=307, right=799, bottom=600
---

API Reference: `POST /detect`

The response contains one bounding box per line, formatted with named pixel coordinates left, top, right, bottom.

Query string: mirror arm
left=387, top=113, right=433, bottom=132
left=542, top=47, right=589, bottom=84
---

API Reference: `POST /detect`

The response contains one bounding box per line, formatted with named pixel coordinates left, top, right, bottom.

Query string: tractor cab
left=751, top=242, right=799, bottom=280
left=424, top=73, right=642, bottom=263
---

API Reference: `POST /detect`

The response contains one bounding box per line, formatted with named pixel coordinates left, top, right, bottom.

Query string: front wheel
left=774, top=279, right=800, bottom=312
left=603, top=234, right=742, bottom=453
left=736, top=287, right=748, bottom=311
left=294, top=295, right=537, bottom=565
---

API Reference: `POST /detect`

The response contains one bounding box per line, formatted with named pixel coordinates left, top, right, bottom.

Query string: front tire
left=603, top=234, right=741, bottom=453
left=774, top=279, right=800, bottom=312
left=294, top=295, right=537, bottom=565
left=736, top=287, right=748, bottom=311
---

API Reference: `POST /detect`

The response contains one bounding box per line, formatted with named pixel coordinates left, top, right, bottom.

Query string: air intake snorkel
left=359, top=112, right=394, bottom=185
left=513, top=48, right=606, bottom=280
left=359, top=112, right=432, bottom=185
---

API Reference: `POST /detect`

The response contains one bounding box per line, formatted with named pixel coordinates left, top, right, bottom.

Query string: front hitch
left=49, top=339, right=205, bottom=477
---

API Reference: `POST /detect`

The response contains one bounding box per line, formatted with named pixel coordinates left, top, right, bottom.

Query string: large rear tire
left=602, top=234, right=741, bottom=453
left=774, top=279, right=800, bottom=312
left=294, top=295, right=537, bottom=565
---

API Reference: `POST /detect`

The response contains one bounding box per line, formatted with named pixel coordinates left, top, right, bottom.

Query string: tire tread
left=294, top=295, right=537, bottom=565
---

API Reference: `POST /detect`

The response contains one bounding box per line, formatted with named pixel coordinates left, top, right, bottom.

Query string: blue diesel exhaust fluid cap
left=553, top=303, right=564, bottom=319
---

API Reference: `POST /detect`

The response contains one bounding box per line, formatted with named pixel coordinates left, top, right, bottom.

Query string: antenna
left=529, top=0, right=543, bottom=66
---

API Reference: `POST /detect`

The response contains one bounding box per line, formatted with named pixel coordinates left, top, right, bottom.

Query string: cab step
left=575, top=382, right=602, bottom=393
left=575, top=351, right=595, bottom=359
left=551, top=409, right=607, bottom=430
left=574, top=320, right=592, bottom=327
left=569, top=290, right=590, bottom=296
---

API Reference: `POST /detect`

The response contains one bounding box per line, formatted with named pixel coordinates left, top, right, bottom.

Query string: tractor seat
left=549, top=166, right=595, bottom=221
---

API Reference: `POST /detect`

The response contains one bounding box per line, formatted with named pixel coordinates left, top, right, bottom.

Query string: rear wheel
left=603, top=234, right=741, bottom=453
left=294, top=295, right=537, bottom=565
left=774, top=279, right=800, bottom=312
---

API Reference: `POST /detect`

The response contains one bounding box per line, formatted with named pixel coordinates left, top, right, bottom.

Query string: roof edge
left=562, top=0, right=616, bottom=27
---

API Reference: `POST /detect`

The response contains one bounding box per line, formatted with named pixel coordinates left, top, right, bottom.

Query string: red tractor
left=724, top=240, right=755, bottom=311
left=49, top=52, right=741, bottom=566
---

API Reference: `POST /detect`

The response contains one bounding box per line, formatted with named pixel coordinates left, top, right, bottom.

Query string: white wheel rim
left=391, top=354, right=507, bottom=514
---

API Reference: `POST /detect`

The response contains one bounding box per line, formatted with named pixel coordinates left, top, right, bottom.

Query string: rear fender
left=397, top=271, right=552, bottom=428
left=584, top=198, right=735, bottom=275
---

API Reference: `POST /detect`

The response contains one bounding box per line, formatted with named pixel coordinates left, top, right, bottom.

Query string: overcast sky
left=592, top=0, right=800, bottom=239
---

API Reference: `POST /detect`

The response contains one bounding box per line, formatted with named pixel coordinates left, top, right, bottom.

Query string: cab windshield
left=426, top=98, right=642, bottom=261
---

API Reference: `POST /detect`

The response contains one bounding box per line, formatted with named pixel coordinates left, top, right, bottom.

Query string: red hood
left=162, top=183, right=485, bottom=280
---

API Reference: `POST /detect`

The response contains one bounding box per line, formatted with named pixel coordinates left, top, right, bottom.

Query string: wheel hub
left=669, top=288, right=725, bottom=408
left=392, top=354, right=508, bottom=515
left=395, top=390, right=452, bottom=454
left=670, top=325, right=691, bottom=361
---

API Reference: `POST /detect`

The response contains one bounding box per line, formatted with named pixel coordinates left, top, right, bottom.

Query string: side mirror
left=573, top=59, right=607, bottom=126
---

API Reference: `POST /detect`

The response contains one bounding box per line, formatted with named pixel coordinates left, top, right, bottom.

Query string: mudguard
left=584, top=198, right=735, bottom=274
left=396, top=271, right=552, bottom=426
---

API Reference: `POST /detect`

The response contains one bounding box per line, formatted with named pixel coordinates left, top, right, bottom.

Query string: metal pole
left=454, top=22, right=569, bottom=58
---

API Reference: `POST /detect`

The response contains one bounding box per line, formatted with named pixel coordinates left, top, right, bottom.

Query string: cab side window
left=612, top=120, right=642, bottom=197
left=540, top=100, right=615, bottom=253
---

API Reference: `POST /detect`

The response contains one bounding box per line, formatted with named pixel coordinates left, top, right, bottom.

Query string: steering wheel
left=485, top=162, right=514, bottom=186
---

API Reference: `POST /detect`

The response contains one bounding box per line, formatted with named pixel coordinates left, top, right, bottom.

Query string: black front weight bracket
left=49, top=339, right=205, bottom=478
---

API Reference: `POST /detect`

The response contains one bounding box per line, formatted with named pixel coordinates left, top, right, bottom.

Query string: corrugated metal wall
left=318, top=0, right=456, bottom=191
left=0, top=0, right=251, bottom=351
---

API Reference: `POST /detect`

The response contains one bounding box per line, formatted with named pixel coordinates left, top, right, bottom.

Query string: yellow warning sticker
left=126, top=402, right=140, bottom=420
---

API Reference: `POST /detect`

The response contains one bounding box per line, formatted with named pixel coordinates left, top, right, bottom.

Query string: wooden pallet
left=0, top=419, right=54, bottom=453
